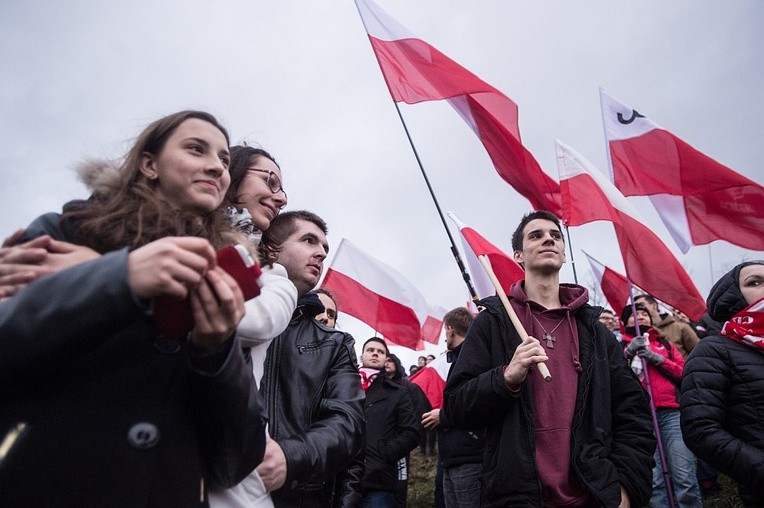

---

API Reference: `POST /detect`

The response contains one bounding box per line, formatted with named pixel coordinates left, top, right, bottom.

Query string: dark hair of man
left=363, top=337, right=389, bottom=355
left=443, top=307, right=474, bottom=337
left=634, top=294, right=657, bottom=306
left=226, top=145, right=279, bottom=206
left=61, top=110, right=234, bottom=253
left=601, top=309, right=615, bottom=316
left=510, top=210, right=564, bottom=253
left=311, top=287, right=339, bottom=316
left=258, top=210, right=328, bottom=264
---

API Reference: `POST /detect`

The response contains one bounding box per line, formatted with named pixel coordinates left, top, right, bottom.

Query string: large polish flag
left=447, top=212, right=525, bottom=299
left=601, top=89, right=764, bottom=253
left=410, top=353, right=450, bottom=409
left=582, top=251, right=631, bottom=313
left=355, top=0, right=561, bottom=215
left=321, top=239, right=442, bottom=350
left=556, top=140, right=706, bottom=320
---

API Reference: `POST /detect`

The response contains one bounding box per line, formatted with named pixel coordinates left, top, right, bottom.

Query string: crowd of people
left=0, top=111, right=761, bottom=507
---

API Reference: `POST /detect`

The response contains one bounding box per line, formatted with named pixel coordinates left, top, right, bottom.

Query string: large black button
left=127, top=422, right=160, bottom=450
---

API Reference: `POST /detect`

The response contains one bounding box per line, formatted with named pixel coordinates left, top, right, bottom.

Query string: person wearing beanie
left=681, top=261, right=764, bottom=507
left=621, top=303, right=701, bottom=507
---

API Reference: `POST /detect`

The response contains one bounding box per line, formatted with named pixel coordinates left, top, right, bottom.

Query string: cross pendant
left=544, top=333, right=555, bottom=349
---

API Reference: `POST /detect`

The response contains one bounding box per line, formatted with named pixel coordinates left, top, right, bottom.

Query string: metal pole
left=626, top=281, right=676, bottom=508
left=391, top=101, right=479, bottom=301
left=564, top=225, right=578, bottom=284
left=355, top=3, right=478, bottom=302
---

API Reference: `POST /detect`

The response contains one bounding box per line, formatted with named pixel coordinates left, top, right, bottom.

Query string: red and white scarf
left=720, top=297, right=764, bottom=353
left=359, top=368, right=381, bottom=391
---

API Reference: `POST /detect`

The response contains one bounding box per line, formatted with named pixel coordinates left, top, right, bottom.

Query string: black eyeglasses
left=248, top=168, right=287, bottom=207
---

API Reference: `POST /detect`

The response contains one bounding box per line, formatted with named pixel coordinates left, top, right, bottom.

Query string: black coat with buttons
left=0, top=213, right=266, bottom=507
left=361, top=374, right=420, bottom=493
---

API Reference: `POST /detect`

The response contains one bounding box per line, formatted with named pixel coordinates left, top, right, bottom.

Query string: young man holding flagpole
left=444, top=211, right=656, bottom=507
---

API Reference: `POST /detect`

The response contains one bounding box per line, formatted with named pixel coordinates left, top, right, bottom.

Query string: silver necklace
left=530, top=313, right=566, bottom=349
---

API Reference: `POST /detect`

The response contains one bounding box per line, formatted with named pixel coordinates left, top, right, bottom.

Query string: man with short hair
left=385, top=353, right=430, bottom=508
left=256, top=211, right=364, bottom=508
left=635, top=293, right=699, bottom=358
left=422, top=307, right=485, bottom=508
left=445, top=211, right=655, bottom=507
left=359, top=338, right=419, bottom=507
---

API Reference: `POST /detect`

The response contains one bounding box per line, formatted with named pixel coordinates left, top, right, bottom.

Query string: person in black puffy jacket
left=680, top=260, right=764, bottom=506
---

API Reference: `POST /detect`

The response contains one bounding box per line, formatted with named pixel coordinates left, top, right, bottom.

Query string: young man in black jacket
left=256, top=211, right=365, bottom=508
left=359, top=337, right=420, bottom=507
left=422, top=306, right=485, bottom=508
left=444, top=211, right=656, bottom=507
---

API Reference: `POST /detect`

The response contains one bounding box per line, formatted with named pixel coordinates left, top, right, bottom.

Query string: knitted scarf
left=720, top=297, right=764, bottom=353
left=359, top=367, right=381, bottom=391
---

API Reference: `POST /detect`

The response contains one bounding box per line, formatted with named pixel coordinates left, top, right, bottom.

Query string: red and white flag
left=355, top=0, right=561, bottom=215
left=582, top=251, right=631, bottom=313
left=410, top=353, right=450, bottom=409
left=447, top=212, right=524, bottom=299
left=321, top=239, right=442, bottom=350
left=556, top=140, right=706, bottom=320
left=601, top=89, right=764, bottom=253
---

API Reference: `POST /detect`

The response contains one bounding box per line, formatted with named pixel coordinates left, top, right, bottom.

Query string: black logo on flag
left=617, top=110, right=645, bottom=125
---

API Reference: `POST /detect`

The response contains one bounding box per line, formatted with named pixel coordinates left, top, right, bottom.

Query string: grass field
left=405, top=451, right=743, bottom=507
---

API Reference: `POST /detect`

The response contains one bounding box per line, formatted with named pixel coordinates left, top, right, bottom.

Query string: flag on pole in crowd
left=409, top=353, right=450, bottom=409
left=601, top=89, right=764, bottom=253
left=321, top=239, right=443, bottom=350
left=556, top=140, right=706, bottom=320
left=447, top=211, right=524, bottom=298
left=582, top=251, right=631, bottom=313
left=355, top=0, right=562, bottom=215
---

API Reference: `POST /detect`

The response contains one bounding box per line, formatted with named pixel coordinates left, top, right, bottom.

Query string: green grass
left=406, top=452, right=743, bottom=507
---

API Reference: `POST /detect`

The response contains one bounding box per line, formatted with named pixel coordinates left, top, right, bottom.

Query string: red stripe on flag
left=409, top=355, right=449, bottom=409
left=361, top=16, right=561, bottom=214
left=322, top=269, right=424, bottom=350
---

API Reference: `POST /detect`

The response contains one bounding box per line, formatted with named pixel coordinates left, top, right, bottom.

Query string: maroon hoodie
left=510, top=281, right=591, bottom=507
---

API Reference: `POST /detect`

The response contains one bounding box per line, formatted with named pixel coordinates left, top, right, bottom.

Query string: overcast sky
left=2, top=1, right=762, bottom=367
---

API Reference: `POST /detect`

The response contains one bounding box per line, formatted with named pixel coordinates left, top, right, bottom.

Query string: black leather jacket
left=261, top=295, right=365, bottom=507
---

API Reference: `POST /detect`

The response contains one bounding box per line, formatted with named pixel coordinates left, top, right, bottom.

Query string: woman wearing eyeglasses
left=210, top=146, right=296, bottom=508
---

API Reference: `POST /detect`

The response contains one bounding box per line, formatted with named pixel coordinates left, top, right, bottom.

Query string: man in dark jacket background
left=359, top=338, right=419, bottom=507
left=385, top=353, right=430, bottom=508
left=257, top=211, right=365, bottom=508
left=444, top=211, right=656, bottom=507
left=422, top=306, right=485, bottom=508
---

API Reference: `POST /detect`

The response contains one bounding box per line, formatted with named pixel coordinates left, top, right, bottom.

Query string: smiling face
left=140, top=118, right=230, bottom=214
left=739, top=263, right=764, bottom=305
left=236, top=155, right=287, bottom=231
left=273, top=218, right=329, bottom=295
left=513, top=218, right=566, bottom=274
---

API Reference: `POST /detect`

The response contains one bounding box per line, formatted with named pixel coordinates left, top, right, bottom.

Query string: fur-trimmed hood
left=76, top=159, right=122, bottom=199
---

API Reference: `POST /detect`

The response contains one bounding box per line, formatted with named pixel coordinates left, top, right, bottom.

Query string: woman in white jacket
left=210, top=145, right=298, bottom=508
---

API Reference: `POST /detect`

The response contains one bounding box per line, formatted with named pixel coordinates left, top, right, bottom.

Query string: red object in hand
left=154, top=244, right=263, bottom=340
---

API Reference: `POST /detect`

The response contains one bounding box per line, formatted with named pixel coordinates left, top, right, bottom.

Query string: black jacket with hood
left=680, top=261, right=764, bottom=503
left=361, top=371, right=420, bottom=492
left=444, top=290, right=656, bottom=507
